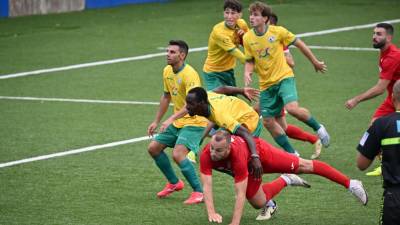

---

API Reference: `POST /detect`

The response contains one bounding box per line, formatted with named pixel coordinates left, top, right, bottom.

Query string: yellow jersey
left=203, top=19, right=249, bottom=73
left=243, top=25, right=296, bottom=90
left=206, top=91, right=259, bottom=133
left=163, top=64, right=208, bottom=128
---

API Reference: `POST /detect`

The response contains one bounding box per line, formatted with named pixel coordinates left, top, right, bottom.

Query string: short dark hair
left=213, top=130, right=231, bottom=145
left=269, top=12, right=278, bottom=25
left=188, top=87, right=208, bottom=103
left=249, top=1, right=272, bottom=19
left=376, top=23, right=394, bottom=35
left=169, top=40, right=189, bottom=58
left=224, top=0, right=242, bottom=13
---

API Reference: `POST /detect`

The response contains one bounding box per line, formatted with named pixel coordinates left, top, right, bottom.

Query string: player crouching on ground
left=199, top=130, right=368, bottom=225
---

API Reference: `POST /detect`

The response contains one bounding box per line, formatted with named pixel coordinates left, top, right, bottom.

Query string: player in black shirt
left=357, top=80, right=400, bottom=225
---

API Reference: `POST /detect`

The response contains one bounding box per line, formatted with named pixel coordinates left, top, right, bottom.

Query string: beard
left=373, top=40, right=386, bottom=49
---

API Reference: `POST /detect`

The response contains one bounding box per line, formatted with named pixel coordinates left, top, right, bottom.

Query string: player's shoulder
left=212, top=21, right=226, bottom=33
left=163, top=65, right=173, bottom=75
left=268, top=25, right=289, bottom=34
left=237, top=19, right=249, bottom=30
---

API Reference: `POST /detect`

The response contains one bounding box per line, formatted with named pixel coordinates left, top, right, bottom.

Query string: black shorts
left=381, top=187, right=400, bottom=225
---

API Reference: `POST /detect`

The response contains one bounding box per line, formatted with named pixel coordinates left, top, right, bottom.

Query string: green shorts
left=154, top=124, right=205, bottom=154
left=260, top=77, right=298, bottom=117
left=202, top=69, right=236, bottom=91
left=251, top=119, right=263, bottom=137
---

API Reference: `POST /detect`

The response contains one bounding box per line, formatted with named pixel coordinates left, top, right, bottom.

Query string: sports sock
left=262, top=177, right=287, bottom=201
left=312, top=160, right=350, bottom=188
left=179, top=158, right=203, bottom=192
left=154, top=152, right=179, bottom=184
left=274, top=134, right=296, bottom=153
left=305, top=116, right=322, bottom=131
left=285, top=124, right=319, bottom=144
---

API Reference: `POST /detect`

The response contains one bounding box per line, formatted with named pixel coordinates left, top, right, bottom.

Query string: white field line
left=299, top=46, right=378, bottom=51
left=0, top=96, right=163, bottom=105
left=1, top=19, right=399, bottom=80
left=0, top=136, right=151, bottom=168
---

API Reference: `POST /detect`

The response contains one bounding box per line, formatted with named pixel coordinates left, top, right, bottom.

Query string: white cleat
left=311, top=139, right=322, bottom=159
left=349, top=179, right=368, bottom=206
left=281, top=174, right=311, bottom=188
left=256, top=200, right=277, bottom=221
left=317, top=124, right=330, bottom=147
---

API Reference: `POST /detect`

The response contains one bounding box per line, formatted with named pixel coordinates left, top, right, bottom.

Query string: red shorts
left=246, top=145, right=299, bottom=199
left=373, top=99, right=395, bottom=119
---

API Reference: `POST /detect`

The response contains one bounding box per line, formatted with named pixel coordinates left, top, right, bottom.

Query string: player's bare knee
left=172, top=145, right=189, bottom=163
left=148, top=141, right=163, bottom=157
left=298, top=158, right=313, bottom=173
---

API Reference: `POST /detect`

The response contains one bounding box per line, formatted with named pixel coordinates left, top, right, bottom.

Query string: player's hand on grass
left=243, top=87, right=259, bottom=102
left=313, top=60, right=327, bottom=73
left=208, top=212, right=222, bottom=223
left=249, top=157, right=263, bottom=179
left=147, top=122, right=158, bottom=136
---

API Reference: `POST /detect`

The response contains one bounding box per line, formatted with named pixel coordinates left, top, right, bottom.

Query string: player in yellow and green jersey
left=147, top=40, right=208, bottom=205
left=185, top=87, right=263, bottom=179
left=202, top=0, right=249, bottom=91
left=243, top=1, right=330, bottom=155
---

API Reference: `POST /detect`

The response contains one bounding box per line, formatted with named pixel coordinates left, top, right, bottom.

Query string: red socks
left=262, top=177, right=287, bottom=200
left=286, top=124, right=318, bottom=144
left=312, top=160, right=350, bottom=188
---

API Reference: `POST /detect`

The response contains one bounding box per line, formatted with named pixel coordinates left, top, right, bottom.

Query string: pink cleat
left=157, top=180, right=184, bottom=198
left=183, top=192, right=204, bottom=204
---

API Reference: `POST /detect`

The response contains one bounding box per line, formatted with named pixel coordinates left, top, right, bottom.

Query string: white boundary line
left=1, top=19, right=399, bottom=80
left=0, top=136, right=151, bottom=168
left=0, top=96, right=162, bottom=105
left=300, top=46, right=378, bottom=51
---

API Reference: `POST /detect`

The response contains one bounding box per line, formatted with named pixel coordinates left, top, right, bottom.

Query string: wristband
left=251, top=154, right=260, bottom=158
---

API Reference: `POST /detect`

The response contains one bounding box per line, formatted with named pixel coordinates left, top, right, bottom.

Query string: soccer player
left=200, top=130, right=368, bottom=225
left=268, top=12, right=323, bottom=159
left=346, top=23, right=400, bottom=176
left=146, top=40, right=207, bottom=204
left=243, top=1, right=329, bottom=155
left=356, top=80, right=400, bottom=225
left=202, top=0, right=248, bottom=91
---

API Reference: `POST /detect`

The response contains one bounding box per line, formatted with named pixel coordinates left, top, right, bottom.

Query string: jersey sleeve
left=214, top=30, right=236, bottom=52
left=162, top=68, right=169, bottom=93
left=200, top=145, right=213, bottom=175
left=243, top=34, right=254, bottom=61
left=357, top=119, right=383, bottom=160
left=380, top=56, right=400, bottom=80
left=279, top=26, right=297, bottom=47
left=184, top=69, right=202, bottom=94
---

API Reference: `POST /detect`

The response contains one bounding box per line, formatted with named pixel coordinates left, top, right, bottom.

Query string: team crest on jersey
left=256, top=47, right=270, bottom=58
left=177, top=78, right=182, bottom=84
left=268, top=36, right=276, bottom=43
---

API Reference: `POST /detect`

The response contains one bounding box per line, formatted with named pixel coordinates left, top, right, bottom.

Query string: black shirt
left=357, top=112, right=400, bottom=188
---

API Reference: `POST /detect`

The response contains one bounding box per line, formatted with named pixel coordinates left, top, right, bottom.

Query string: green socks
left=179, top=158, right=203, bottom=192
left=274, top=134, right=296, bottom=153
left=305, top=116, right=321, bottom=131
left=154, top=152, right=179, bottom=184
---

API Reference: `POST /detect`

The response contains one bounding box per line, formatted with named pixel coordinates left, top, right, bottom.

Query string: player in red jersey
left=345, top=23, right=400, bottom=176
left=200, top=130, right=367, bottom=225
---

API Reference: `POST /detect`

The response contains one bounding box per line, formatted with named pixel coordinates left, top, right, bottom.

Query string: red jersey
left=200, top=136, right=285, bottom=183
left=379, top=44, right=400, bottom=106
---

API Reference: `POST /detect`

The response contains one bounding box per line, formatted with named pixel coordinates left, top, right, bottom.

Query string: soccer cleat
left=256, top=200, right=278, bottom=220
left=349, top=179, right=368, bottom=205
left=366, top=166, right=381, bottom=176
left=281, top=174, right=311, bottom=188
left=187, top=151, right=197, bottom=164
left=317, top=124, right=330, bottom=147
left=183, top=191, right=204, bottom=204
left=311, top=139, right=322, bottom=159
left=157, top=180, right=184, bottom=198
